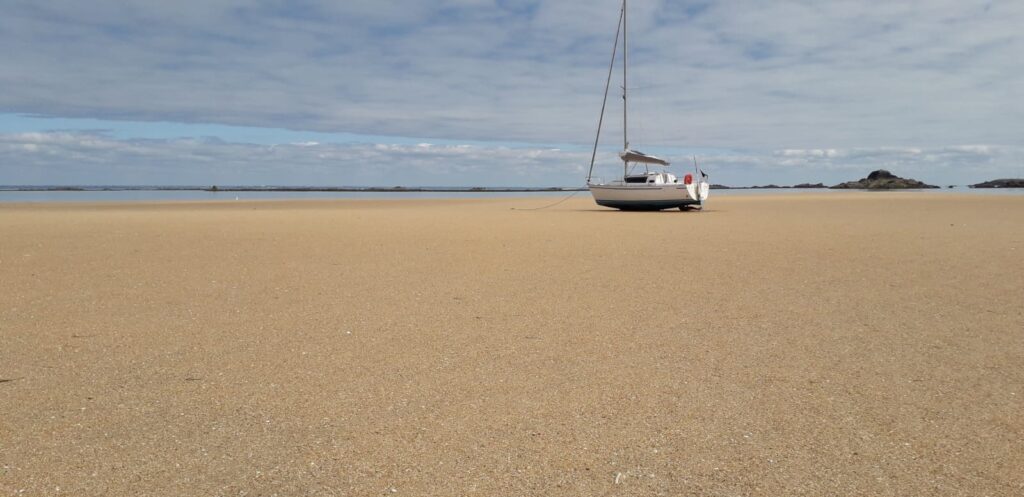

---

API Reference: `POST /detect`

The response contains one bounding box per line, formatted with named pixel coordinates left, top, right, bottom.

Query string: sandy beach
left=1, top=193, right=1022, bottom=496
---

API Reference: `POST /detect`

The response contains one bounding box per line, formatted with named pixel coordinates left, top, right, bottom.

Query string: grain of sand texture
left=1, top=194, right=1022, bottom=496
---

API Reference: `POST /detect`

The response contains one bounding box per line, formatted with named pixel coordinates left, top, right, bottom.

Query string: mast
left=622, top=0, right=629, bottom=179
left=622, top=0, right=628, bottom=153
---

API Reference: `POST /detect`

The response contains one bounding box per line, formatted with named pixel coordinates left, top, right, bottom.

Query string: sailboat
left=586, top=0, right=710, bottom=211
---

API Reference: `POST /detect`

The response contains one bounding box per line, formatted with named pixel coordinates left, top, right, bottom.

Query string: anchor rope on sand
left=512, top=189, right=582, bottom=211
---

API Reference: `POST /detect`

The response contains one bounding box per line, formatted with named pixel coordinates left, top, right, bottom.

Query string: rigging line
left=586, top=3, right=625, bottom=184
left=512, top=190, right=582, bottom=211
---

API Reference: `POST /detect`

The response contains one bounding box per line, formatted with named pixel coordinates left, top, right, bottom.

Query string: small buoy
left=684, top=174, right=693, bottom=185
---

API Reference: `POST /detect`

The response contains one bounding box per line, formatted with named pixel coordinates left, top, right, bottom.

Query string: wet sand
left=1, top=194, right=1022, bottom=496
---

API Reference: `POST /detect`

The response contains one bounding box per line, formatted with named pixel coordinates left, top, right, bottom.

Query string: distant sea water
left=0, top=187, right=576, bottom=203
left=1, top=186, right=1021, bottom=203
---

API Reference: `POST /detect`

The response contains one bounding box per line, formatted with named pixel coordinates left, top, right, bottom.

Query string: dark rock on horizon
left=970, top=178, right=1024, bottom=188
left=709, top=184, right=731, bottom=190
left=831, top=170, right=939, bottom=190
left=867, top=170, right=895, bottom=181
left=793, top=183, right=826, bottom=189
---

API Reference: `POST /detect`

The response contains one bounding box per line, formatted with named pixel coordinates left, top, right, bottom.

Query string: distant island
left=831, top=169, right=939, bottom=190
left=713, top=170, right=950, bottom=190
left=970, top=179, right=1024, bottom=188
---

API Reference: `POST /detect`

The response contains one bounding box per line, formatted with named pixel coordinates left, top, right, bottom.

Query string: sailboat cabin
left=624, top=172, right=679, bottom=185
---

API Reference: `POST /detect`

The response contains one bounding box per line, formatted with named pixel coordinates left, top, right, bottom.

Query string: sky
left=1, top=0, right=1022, bottom=187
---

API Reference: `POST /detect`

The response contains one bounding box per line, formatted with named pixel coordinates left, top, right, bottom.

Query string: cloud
left=3, top=131, right=1020, bottom=187
left=0, top=131, right=590, bottom=186
left=2, top=0, right=1022, bottom=151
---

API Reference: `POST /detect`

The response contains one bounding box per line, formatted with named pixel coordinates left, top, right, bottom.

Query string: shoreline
left=0, top=185, right=586, bottom=193
left=6, top=185, right=1024, bottom=193
left=3, top=186, right=1023, bottom=206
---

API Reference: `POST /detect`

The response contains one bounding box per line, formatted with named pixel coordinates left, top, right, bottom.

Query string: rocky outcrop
left=792, top=183, right=826, bottom=189
left=970, top=179, right=1024, bottom=188
left=831, top=170, right=939, bottom=190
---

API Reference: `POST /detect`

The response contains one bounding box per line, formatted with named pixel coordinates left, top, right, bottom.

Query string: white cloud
left=0, top=131, right=592, bottom=186
left=2, top=131, right=1021, bottom=187
left=1, top=0, right=1022, bottom=151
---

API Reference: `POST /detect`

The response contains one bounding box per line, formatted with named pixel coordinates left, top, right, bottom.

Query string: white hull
left=589, top=181, right=709, bottom=210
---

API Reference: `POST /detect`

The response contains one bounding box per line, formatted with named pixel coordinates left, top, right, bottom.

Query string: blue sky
left=1, top=0, right=1022, bottom=186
